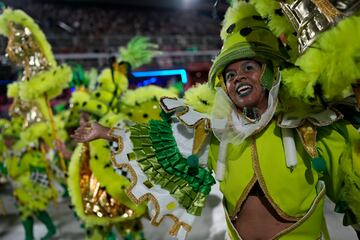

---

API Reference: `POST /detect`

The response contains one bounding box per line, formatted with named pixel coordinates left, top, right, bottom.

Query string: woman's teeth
left=236, top=84, right=252, bottom=96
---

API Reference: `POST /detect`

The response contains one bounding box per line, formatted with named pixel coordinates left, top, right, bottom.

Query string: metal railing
left=55, top=50, right=218, bottom=68
left=1, top=34, right=220, bottom=68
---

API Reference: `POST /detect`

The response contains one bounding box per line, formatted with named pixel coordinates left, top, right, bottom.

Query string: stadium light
left=133, top=69, right=188, bottom=84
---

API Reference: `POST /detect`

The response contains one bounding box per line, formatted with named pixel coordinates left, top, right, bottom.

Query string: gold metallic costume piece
left=296, top=121, right=318, bottom=158
left=9, top=98, right=44, bottom=128
left=192, top=118, right=211, bottom=156
left=80, top=145, right=134, bottom=218
left=7, top=22, right=50, bottom=81
left=108, top=128, right=125, bottom=154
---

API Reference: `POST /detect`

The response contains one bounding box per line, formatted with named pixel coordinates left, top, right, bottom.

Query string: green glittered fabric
left=129, top=120, right=215, bottom=216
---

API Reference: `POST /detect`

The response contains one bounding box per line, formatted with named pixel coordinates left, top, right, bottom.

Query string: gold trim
left=227, top=147, right=326, bottom=240
left=311, top=0, right=342, bottom=21
left=223, top=200, right=243, bottom=240
left=251, top=136, right=302, bottom=221
left=271, top=183, right=326, bottom=239
left=159, top=96, right=180, bottom=113
left=160, top=96, right=210, bottom=128
left=230, top=175, right=257, bottom=220
left=108, top=127, right=124, bottom=154
left=111, top=154, right=192, bottom=237
left=277, top=107, right=343, bottom=129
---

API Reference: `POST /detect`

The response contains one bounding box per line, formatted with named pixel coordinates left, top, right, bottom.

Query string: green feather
left=6, top=82, right=20, bottom=98
left=183, top=83, right=215, bottom=114
left=338, top=138, right=360, bottom=225
left=19, top=65, right=72, bottom=101
left=118, top=36, right=160, bottom=69
left=121, top=85, right=177, bottom=107
left=282, top=15, right=360, bottom=102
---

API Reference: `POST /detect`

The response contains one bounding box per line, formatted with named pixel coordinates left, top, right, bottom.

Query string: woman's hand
left=71, top=122, right=112, bottom=143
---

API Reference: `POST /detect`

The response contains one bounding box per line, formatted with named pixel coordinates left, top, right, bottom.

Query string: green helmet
left=209, top=1, right=289, bottom=90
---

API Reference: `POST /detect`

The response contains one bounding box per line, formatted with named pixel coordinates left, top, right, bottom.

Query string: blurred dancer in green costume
left=67, top=37, right=177, bottom=240
left=1, top=113, right=59, bottom=240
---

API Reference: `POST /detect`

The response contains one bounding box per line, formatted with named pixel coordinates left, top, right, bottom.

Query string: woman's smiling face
left=224, top=59, right=268, bottom=114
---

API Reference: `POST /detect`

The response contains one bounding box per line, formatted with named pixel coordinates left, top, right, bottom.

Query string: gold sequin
left=7, top=22, right=51, bottom=81
left=9, top=98, right=45, bottom=128
left=80, top=144, right=133, bottom=218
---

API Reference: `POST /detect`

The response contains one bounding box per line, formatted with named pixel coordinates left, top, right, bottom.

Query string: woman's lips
left=236, top=83, right=253, bottom=97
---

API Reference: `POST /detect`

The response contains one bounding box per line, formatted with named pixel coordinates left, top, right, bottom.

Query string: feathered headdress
left=118, top=36, right=161, bottom=69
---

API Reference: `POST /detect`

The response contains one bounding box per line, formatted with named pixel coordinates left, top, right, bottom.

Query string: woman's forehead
left=224, top=59, right=261, bottom=70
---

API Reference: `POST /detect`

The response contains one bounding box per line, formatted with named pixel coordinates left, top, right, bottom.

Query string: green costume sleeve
left=317, top=120, right=360, bottom=226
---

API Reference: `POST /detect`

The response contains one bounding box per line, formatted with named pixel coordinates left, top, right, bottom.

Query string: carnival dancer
left=0, top=6, right=73, bottom=239
left=72, top=1, right=359, bottom=239
left=67, top=37, right=164, bottom=240
left=67, top=65, right=146, bottom=240
left=0, top=7, right=72, bottom=172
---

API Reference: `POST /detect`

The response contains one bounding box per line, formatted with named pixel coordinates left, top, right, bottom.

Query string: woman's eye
left=245, top=64, right=254, bottom=71
left=225, top=71, right=236, bottom=81
left=242, top=61, right=260, bottom=72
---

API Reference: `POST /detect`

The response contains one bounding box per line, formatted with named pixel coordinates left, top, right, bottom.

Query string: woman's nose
left=233, top=72, right=246, bottom=82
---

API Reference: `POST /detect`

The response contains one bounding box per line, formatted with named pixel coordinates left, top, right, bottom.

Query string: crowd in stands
left=2, top=1, right=222, bottom=53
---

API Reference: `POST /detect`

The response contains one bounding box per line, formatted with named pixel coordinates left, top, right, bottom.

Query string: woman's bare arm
left=71, top=122, right=113, bottom=142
